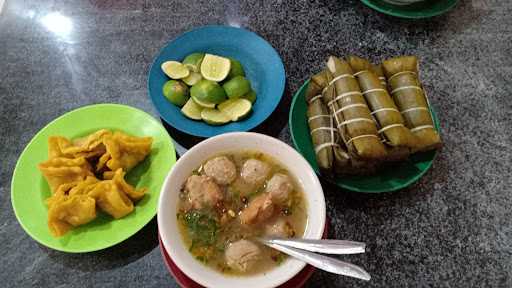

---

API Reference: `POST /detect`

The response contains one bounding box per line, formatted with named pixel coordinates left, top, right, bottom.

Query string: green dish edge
left=360, top=0, right=459, bottom=19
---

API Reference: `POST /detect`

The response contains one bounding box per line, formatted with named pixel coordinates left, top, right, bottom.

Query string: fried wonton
left=110, top=168, right=146, bottom=201
left=40, top=129, right=153, bottom=237
left=103, top=132, right=152, bottom=172
left=38, top=157, right=93, bottom=193
left=88, top=180, right=134, bottom=219
left=47, top=194, right=97, bottom=237
left=48, top=129, right=111, bottom=160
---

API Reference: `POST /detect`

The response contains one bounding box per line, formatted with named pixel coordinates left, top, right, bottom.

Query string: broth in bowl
left=176, top=150, right=307, bottom=276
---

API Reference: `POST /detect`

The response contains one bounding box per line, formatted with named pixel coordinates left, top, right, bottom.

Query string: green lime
left=190, top=79, right=227, bottom=104
left=163, top=80, right=189, bottom=106
left=227, top=58, right=245, bottom=79
left=161, top=61, right=190, bottom=79
left=222, top=76, right=251, bottom=99
left=183, top=53, right=205, bottom=73
left=242, top=89, right=257, bottom=104
left=218, top=98, right=252, bottom=121
left=191, top=96, right=216, bottom=109
left=200, top=54, right=231, bottom=82
left=181, top=98, right=204, bottom=120
left=201, top=108, right=231, bottom=125
left=182, top=72, right=203, bottom=86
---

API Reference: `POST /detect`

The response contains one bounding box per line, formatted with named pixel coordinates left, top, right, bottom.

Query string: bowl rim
left=157, top=132, right=326, bottom=288
left=147, top=25, right=286, bottom=138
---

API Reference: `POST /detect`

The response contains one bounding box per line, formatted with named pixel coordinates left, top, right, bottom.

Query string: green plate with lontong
left=289, top=80, right=439, bottom=193
left=360, top=0, right=459, bottom=19
left=11, top=104, right=176, bottom=252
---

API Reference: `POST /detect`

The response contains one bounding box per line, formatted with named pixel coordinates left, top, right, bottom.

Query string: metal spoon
left=258, top=239, right=371, bottom=281
left=259, top=238, right=366, bottom=255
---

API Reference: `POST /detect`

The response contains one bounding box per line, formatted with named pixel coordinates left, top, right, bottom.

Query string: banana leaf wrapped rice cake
left=325, top=56, right=387, bottom=160
left=382, top=56, right=442, bottom=152
left=348, top=55, right=417, bottom=161
left=321, top=68, right=379, bottom=175
left=306, top=72, right=351, bottom=175
left=303, top=55, right=442, bottom=177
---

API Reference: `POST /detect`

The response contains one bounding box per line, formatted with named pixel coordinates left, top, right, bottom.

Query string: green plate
left=289, top=80, right=439, bottom=193
left=360, top=0, right=459, bottom=19
left=11, top=104, right=176, bottom=252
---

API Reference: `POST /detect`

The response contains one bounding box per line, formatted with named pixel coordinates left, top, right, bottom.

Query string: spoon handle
left=262, top=238, right=365, bottom=255
left=263, top=242, right=371, bottom=281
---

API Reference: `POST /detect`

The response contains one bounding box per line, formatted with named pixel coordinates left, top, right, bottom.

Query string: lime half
left=181, top=98, right=204, bottom=120
left=183, top=53, right=205, bottom=73
left=192, top=96, right=216, bottom=109
left=200, top=54, right=231, bottom=82
left=183, top=72, right=203, bottom=86
left=218, top=98, right=252, bottom=121
left=201, top=108, right=231, bottom=125
left=161, top=61, right=190, bottom=79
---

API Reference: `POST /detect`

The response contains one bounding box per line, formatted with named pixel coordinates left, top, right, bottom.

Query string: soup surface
left=177, top=150, right=307, bottom=276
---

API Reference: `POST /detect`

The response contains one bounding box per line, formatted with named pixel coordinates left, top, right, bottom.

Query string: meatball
left=266, top=173, right=293, bottom=204
left=225, top=240, right=261, bottom=272
left=240, top=193, right=274, bottom=225
left=185, top=175, right=223, bottom=209
left=264, top=218, right=295, bottom=238
left=203, top=156, right=237, bottom=185
left=240, top=159, right=271, bottom=187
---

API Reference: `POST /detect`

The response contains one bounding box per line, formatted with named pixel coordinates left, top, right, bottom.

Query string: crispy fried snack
left=39, top=130, right=152, bottom=237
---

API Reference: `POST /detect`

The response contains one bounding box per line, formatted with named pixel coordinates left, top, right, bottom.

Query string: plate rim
left=360, top=0, right=459, bottom=19
left=10, top=103, right=176, bottom=253
left=289, top=79, right=439, bottom=193
left=147, top=24, right=286, bottom=138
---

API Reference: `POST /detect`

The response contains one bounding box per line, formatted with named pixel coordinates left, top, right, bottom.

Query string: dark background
left=1, top=0, right=511, bottom=287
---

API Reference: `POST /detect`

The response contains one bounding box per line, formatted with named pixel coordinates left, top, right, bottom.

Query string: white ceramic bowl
left=158, top=132, right=326, bottom=288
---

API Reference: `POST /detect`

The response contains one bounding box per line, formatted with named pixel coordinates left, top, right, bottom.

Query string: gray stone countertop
left=1, top=0, right=511, bottom=287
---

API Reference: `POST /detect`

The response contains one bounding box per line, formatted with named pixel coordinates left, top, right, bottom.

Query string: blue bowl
left=148, top=25, right=286, bottom=138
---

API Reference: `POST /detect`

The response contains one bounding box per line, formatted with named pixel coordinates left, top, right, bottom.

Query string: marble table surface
left=1, top=0, right=511, bottom=287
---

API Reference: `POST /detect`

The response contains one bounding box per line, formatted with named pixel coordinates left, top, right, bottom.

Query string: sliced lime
left=161, top=61, right=190, bottom=79
left=242, top=89, right=257, bottom=103
left=183, top=53, right=205, bottom=73
left=191, top=79, right=227, bottom=104
left=227, top=58, right=245, bottom=80
left=218, top=98, right=252, bottom=121
left=192, top=96, right=216, bottom=109
left=201, top=108, right=231, bottom=125
left=162, top=80, right=189, bottom=106
left=182, top=72, right=203, bottom=86
left=222, top=76, right=251, bottom=99
left=200, top=54, right=231, bottom=82
left=181, top=98, right=204, bottom=120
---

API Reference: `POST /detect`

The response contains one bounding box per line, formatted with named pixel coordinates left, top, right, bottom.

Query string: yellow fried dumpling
left=47, top=129, right=110, bottom=160
left=69, top=129, right=110, bottom=158
left=38, top=157, right=93, bottom=193
left=68, top=176, right=100, bottom=196
left=89, top=181, right=134, bottom=219
left=111, top=168, right=146, bottom=201
left=103, top=132, right=152, bottom=172
left=48, top=136, right=73, bottom=159
left=47, top=194, right=97, bottom=237
left=96, top=152, right=111, bottom=172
